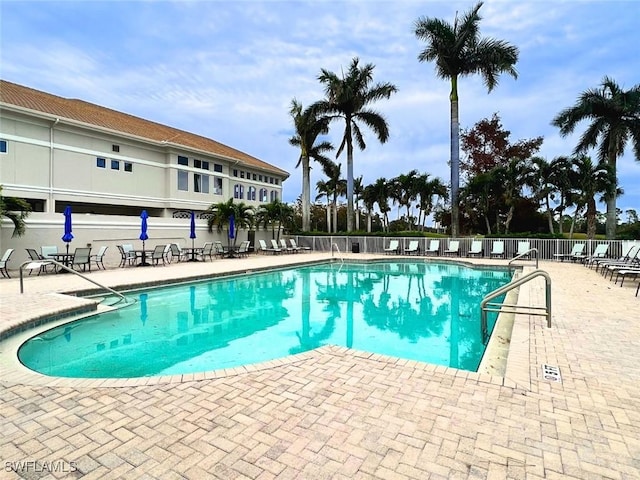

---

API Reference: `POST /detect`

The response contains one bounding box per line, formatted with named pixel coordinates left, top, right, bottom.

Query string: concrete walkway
left=0, top=254, right=638, bottom=479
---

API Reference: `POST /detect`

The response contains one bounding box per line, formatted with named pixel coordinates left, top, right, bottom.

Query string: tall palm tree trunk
left=450, top=76, right=460, bottom=237
left=346, top=140, right=354, bottom=232
left=606, top=142, right=617, bottom=239
left=302, top=155, right=311, bottom=231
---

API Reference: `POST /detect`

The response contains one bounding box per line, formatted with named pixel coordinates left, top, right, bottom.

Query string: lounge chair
left=514, top=241, right=531, bottom=258
left=404, top=240, right=420, bottom=255
left=279, top=239, right=295, bottom=253
left=70, top=247, right=92, bottom=272
left=467, top=240, right=483, bottom=257
left=593, top=245, right=637, bottom=272
left=90, top=246, right=108, bottom=270
left=151, top=245, right=166, bottom=266
left=271, top=239, right=287, bottom=253
left=583, top=244, right=609, bottom=267
left=613, top=267, right=640, bottom=286
left=424, top=240, right=440, bottom=256
left=383, top=240, right=400, bottom=254
left=290, top=239, right=311, bottom=252
left=0, top=248, right=14, bottom=278
left=25, top=248, right=54, bottom=275
left=490, top=241, right=505, bottom=258
left=443, top=240, right=460, bottom=256
left=553, top=243, right=585, bottom=262
left=258, top=239, right=280, bottom=254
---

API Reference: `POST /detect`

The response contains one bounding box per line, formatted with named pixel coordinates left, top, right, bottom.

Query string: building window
left=248, top=186, right=256, bottom=201
left=124, top=162, right=133, bottom=172
left=214, top=164, right=223, bottom=173
left=240, top=171, right=245, bottom=179
left=246, top=171, right=251, bottom=179
left=233, top=169, right=238, bottom=177
left=275, top=179, right=279, bottom=185
left=259, top=175, right=263, bottom=182
left=194, top=174, right=209, bottom=193
left=194, top=159, right=201, bottom=169
left=270, top=190, right=278, bottom=201
left=96, top=157, right=106, bottom=168
left=178, top=155, right=189, bottom=166
left=234, top=184, right=244, bottom=199
left=112, top=144, right=120, bottom=153
left=269, top=177, right=274, bottom=184
left=178, top=171, right=188, bottom=191
left=252, top=173, right=257, bottom=180
left=202, top=161, right=209, bottom=170
left=213, top=177, right=223, bottom=195
left=0, top=139, right=7, bottom=153
left=259, top=188, right=268, bottom=202
left=111, top=160, right=120, bottom=170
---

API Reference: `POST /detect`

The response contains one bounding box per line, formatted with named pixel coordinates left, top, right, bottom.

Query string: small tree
left=0, top=185, right=31, bottom=237
left=206, top=198, right=254, bottom=248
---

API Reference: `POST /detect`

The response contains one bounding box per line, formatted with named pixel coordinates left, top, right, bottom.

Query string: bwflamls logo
left=5, top=460, right=78, bottom=473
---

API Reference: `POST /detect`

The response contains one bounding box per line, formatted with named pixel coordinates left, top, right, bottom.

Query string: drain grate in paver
left=542, top=364, right=562, bottom=382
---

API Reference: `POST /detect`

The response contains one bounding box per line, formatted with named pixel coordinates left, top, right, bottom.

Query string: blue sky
left=1, top=0, right=639, bottom=222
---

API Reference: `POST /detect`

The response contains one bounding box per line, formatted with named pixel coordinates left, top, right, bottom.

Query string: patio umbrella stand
left=187, top=210, right=199, bottom=262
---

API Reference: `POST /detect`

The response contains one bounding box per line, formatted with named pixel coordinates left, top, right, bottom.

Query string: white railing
left=295, top=235, right=637, bottom=261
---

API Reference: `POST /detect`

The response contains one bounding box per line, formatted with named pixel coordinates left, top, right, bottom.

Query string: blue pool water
left=18, top=261, right=512, bottom=378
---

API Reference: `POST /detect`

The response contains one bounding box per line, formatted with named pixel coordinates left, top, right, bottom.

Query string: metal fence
left=293, top=235, right=640, bottom=261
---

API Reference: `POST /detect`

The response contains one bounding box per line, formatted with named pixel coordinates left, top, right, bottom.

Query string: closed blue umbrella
left=62, top=205, right=73, bottom=255
left=139, top=209, right=149, bottom=249
left=189, top=211, right=197, bottom=261
left=229, top=214, right=235, bottom=240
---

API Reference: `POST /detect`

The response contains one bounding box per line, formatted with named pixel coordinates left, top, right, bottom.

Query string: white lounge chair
left=490, top=241, right=505, bottom=258
left=443, top=240, right=460, bottom=256
left=383, top=240, right=400, bottom=254
left=258, top=239, right=280, bottom=254
left=0, top=248, right=14, bottom=278
left=467, top=240, right=483, bottom=257
left=404, top=240, right=420, bottom=255
left=280, top=239, right=295, bottom=253
left=424, top=239, right=440, bottom=256
left=583, top=244, right=609, bottom=267
left=90, top=246, right=108, bottom=270
left=290, top=239, right=311, bottom=252
left=553, top=243, right=585, bottom=262
left=515, top=241, right=531, bottom=258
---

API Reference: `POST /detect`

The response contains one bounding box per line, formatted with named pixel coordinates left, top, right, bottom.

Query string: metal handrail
left=19, top=259, right=130, bottom=305
left=480, top=268, right=551, bottom=344
left=509, top=248, right=539, bottom=268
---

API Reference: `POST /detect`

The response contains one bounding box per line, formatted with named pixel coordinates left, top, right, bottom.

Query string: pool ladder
left=18, top=259, right=132, bottom=307
left=480, top=269, right=551, bottom=344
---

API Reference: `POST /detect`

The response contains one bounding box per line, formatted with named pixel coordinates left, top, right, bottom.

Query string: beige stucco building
left=0, top=80, right=289, bottom=269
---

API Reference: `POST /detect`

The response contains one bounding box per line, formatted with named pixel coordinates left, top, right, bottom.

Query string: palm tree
left=371, top=177, right=392, bottom=232
left=289, top=99, right=333, bottom=232
left=313, top=57, right=398, bottom=232
left=569, top=155, right=616, bottom=240
left=353, top=175, right=364, bottom=231
left=361, top=184, right=377, bottom=233
left=391, top=170, right=419, bottom=230
left=315, top=180, right=332, bottom=233
left=206, top=198, right=254, bottom=248
left=415, top=174, right=448, bottom=231
left=0, top=185, right=31, bottom=237
left=256, top=200, right=295, bottom=241
left=414, top=2, right=519, bottom=236
left=316, top=160, right=346, bottom=233
left=552, top=76, right=640, bottom=238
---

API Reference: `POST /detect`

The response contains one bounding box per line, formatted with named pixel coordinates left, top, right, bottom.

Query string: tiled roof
left=0, top=80, right=288, bottom=177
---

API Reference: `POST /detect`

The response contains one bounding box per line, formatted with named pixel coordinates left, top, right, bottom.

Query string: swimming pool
left=18, top=261, right=513, bottom=378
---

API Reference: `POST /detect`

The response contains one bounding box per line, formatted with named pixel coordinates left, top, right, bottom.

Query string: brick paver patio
left=1, top=253, right=638, bottom=479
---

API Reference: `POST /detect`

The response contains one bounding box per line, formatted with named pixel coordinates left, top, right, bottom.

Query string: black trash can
left=351, top=242, right=360, bottom=253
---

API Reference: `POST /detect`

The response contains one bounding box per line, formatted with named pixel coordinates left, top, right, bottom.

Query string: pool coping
left=0, top=256, right=531, bottom=391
